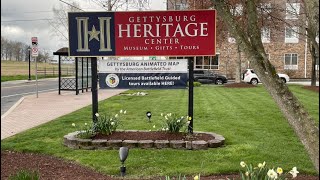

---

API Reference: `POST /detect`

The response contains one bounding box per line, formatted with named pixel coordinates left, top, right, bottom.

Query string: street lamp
left=119, top=147, right=129, bottom=177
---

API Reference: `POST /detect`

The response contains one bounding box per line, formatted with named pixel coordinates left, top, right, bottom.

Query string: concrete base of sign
left=63, top=131, right=225, bottom=150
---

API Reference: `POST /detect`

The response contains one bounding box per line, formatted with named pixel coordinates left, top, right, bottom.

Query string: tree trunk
left=310, top=46, right=317, bottom=86
left=213, top=0, right=319, bottom=173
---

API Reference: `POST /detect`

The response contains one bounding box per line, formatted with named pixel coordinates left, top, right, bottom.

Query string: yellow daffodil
left=258, top=161, right=266, bottom=168
left=194, top=175, right=199, bottom=180
left=72, top=123, right=76, bottom=127
left=240, top=161, right=246, bottom=167
left=277, top=167, right=283, bottom=175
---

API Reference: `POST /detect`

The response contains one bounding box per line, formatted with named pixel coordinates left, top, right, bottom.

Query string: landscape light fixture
left=119, top=147, right=129, bottom=177
left=146, top=111, right=152, bottom=122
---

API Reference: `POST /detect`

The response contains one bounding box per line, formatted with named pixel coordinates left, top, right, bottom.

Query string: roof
left=53, top=47, right=69, bottom=56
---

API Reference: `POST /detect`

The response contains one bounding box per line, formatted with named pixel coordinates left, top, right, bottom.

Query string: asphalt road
left=1, top=79, right=58, bottom=116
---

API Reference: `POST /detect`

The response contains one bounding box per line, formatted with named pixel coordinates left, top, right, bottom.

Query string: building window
left=262, top=27, right=270, bottom=43
left=285, top=26, right=299, bottom=43
left=195, top=55, right=219, bottom=70
left=258, top=3, right=272, bottom=19
left=175, top=3, right=188, bottom=10
left=286, top=3, right=300, bottom=19
left=284, top=54, right=298, bottom=70
left=230, top=4, right=243, bottom=16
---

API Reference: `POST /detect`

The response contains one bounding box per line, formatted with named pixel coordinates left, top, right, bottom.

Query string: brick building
left=167, top=0, right=319, bottom=79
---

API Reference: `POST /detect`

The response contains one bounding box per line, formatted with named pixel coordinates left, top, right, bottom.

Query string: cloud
left=1, top=25, right=25, bottom=37
left=1, top=0, right=167, bottom=55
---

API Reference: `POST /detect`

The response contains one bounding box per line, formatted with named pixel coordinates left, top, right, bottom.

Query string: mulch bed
left=225, top=83, right=319, bottom=93
left=303, top=86, right=319, bottom=92
left=2, top=151, right=319, bottom=180
left=93, top=131, right=214, bottom=141
left=224, top=83, right=256, bottom=88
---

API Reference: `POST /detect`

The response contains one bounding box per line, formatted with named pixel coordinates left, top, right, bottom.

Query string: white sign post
left=31, top=37, right=39, bottom=98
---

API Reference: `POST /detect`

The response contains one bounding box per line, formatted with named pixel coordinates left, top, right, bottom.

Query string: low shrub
left=9, top=169, right=40, bottom=180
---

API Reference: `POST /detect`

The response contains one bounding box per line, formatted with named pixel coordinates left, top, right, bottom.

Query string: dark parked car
left=193, top=69, right=228, bottom=84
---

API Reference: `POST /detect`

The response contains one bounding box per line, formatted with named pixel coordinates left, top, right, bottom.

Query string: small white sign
left=31, top=37, right=38, bottom=57
left=99, top=59, right=188, bottom=73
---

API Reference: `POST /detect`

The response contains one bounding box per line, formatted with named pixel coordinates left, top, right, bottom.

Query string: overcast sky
left=1, top=0, right=167, bottom=57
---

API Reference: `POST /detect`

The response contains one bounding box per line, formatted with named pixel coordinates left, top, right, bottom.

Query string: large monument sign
left=68, top=10, right=216, bottom=57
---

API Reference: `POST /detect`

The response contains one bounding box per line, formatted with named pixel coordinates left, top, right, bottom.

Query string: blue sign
left=68, top=12, right=116, bottom=57
left=99, top=73, right=188, bottom=89
left=98, top=59, right=188, bottom=89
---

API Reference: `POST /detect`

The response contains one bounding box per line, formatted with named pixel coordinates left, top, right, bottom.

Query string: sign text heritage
left=68, top=10, right=216, bottom=56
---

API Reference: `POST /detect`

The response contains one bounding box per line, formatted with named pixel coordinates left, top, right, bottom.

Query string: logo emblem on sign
left=105, top=74, right=119, bottom=88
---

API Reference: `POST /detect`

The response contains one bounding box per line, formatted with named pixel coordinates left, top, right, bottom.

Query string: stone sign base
left=63, top=131, right=225, bottom=150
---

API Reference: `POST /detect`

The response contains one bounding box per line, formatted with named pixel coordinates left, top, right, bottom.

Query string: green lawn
left=1, top=85, right=319, bottom=178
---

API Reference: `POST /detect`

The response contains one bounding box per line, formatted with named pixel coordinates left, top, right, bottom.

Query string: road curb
left=1, top=78, right=58, bottom=85
left=1, top=97, right=25, bottom=119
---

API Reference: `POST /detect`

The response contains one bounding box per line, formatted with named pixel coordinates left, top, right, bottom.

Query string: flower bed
left=63, top=130, right=225, bottom=150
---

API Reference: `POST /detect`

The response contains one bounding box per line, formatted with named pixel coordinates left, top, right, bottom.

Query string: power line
left=58, top=0, right=85, bottom=11
left=1, top=18, right=54, bottom=22
left=1, top=10, right=61, bottom=14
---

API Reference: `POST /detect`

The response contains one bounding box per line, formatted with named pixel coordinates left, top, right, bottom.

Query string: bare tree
left=1, top=36, right=48, bottom=62
left=212, top=0, right=319, bottom=172
left=302, top=0, right=319, bottom=86
left=1, top=36, right=8, bottom=60
left=50, top=2, right=81, bottom=45
left=95, top=0, right=150, bottom=11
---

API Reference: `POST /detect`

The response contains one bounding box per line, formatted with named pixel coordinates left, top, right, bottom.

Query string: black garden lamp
left=119, top=147, right=129, bottom=177
left=146, top=111, right=152, bottom=122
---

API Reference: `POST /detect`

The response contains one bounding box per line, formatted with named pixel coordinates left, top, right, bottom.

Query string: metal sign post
left=31, top=37, right=39, bottom=98
left=35, top=57, right=38, bottom=98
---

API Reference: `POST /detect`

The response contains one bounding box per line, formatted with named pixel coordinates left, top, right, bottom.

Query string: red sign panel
left=68, top=10, right=216, bottom=57
left=115, top=10, right=216, bottom=56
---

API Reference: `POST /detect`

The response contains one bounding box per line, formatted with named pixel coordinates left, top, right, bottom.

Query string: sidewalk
left=1, top=89, right=127, bottom=140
